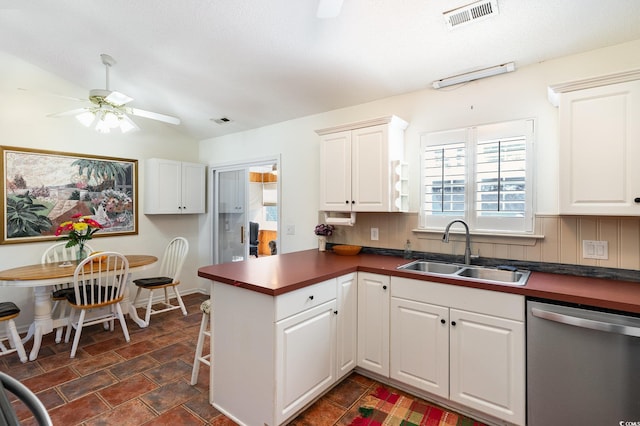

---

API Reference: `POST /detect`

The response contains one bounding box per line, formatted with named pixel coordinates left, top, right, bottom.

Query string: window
left=420, top=119, right=534, bottom=233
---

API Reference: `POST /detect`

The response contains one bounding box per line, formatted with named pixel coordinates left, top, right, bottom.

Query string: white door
left=449, top=308, right=525, bottom=425
left=275, top=300, right=337, bottom=425
left=215, top=168, right=247, bottom=263
left=390, top=297, right=449, bottom=398
left=357, top=272, right=390, bottom=376
left=336, top=273, right=357, bottom=380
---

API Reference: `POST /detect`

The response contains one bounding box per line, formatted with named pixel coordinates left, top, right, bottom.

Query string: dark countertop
left=198, top=249, right=640, bottom=314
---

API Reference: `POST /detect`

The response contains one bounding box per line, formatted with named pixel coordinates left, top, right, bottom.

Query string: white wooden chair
left=0, top=302, right=27, bottom=363
left=64, top=252, right=130, bottom=358
left=191, top=299, right=211, bottom=395
left=132, top=237, right=189, bottom=327
left=41, top=242, right=94, bottom=343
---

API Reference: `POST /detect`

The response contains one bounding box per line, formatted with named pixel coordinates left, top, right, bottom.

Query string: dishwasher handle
left=531, top=307, right=640, bottom=338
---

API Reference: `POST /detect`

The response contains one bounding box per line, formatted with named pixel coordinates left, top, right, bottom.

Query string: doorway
left=212, top=158, right=280, bottom=264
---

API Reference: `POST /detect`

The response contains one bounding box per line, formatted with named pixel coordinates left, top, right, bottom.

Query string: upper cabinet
left=550, top=71, right=640, bottom=215
left=316, top=116, right=408, bottom=212
left=144, top=158, right=206, bottom=214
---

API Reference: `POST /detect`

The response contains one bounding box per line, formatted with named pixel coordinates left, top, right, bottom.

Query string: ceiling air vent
left=443, top=0, right=499, bottom=29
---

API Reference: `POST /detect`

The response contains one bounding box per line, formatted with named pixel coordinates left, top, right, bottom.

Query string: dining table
left=0, top=254, right=157, bottom=361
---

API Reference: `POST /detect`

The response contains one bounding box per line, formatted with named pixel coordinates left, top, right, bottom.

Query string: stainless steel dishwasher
left=527, top=299, right=640, bottom=426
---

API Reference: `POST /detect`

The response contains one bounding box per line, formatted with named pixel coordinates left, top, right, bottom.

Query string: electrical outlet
left=371, top=227, right=379, bottom=241
left=583, top=240, right=608, bottom=260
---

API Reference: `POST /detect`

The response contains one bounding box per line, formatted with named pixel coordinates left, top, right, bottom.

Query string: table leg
left=29, top=287, right=54, bottom=361
left=124, top=273, right=148, bottom=328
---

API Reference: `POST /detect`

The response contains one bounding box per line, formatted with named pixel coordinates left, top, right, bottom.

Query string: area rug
left=349, top=386, right=487, bottom=426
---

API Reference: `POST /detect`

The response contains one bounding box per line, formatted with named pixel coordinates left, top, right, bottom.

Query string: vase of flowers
left=314, top=224, right=335, bottom=252
left=55, top=213, right=102, bottom=262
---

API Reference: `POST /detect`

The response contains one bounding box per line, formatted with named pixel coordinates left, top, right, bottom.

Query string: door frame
left=210, top=155, right=281, bottom=264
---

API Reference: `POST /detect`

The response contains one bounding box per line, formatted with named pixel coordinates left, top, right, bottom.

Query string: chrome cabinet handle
left=532, top=307, right=640, bottom=338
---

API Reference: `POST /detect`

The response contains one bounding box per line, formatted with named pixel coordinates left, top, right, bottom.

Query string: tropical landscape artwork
left=1, top=146, right=137, bottom=244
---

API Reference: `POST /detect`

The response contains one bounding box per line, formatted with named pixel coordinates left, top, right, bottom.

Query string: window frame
left=419, top=119, right=535, bottom=234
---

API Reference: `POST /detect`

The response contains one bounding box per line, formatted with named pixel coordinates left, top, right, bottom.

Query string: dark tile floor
left=0, top=292, right=386, bottom=425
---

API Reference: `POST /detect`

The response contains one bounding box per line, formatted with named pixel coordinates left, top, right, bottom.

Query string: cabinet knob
left=451, top=321, right=457, bottom=326
left=440, top=319, right=446, bottom=324
left=345, top=200, right=349, bottom=204
left=351, top=200, right=355, bottom=204
left=334, top=310, right=338, bottom=315
left=635, top=198, right=640, bottom=203
left=382, top=285, right=387, bottom=290
left=308, top=295, right=314, bottom=300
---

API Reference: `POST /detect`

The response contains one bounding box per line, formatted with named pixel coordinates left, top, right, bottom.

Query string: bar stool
left=191, top=299, right=211, bottom=393
left=0, top=302, right=27, bottom=363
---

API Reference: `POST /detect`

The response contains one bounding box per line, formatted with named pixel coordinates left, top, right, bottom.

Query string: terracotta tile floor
left=0, top=292, right=389, bottom=425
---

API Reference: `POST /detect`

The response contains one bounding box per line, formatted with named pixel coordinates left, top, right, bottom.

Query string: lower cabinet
left=336, top=273, right=358, bottom=380
left=357, top=272, right=390, bottom=377
left=276, top=300, right=337, bottom=424
left=390, top=277, right=526, bottom=426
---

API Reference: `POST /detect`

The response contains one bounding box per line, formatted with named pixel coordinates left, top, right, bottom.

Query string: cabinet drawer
left=276, top=278, right=337, bottom=321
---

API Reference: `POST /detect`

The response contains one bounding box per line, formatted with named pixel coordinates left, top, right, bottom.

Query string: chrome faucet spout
left=442, top=220, right=472, bottom=265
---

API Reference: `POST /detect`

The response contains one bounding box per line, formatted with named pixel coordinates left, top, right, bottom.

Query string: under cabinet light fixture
left=432, top=62, right=515, bottom=89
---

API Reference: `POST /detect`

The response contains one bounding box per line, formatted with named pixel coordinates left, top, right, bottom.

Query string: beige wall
left=331, top=213, right=640, bottom=270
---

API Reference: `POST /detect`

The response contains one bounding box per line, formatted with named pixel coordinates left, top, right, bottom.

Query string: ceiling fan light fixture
left=119, top=114, right=139, bottom=133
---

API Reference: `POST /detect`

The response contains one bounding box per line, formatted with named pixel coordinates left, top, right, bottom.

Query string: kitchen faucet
left=442, top=220, right=472, bottom=265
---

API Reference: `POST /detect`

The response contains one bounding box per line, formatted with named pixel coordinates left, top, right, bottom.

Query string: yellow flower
left=73, top=222, right=89, bottom=232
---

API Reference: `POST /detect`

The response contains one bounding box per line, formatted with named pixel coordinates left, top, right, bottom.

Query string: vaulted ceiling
left=1, top=0, right=639, bottom=140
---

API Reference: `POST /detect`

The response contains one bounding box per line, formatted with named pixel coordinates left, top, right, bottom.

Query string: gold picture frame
left=1, top=146, right=138, bottom=244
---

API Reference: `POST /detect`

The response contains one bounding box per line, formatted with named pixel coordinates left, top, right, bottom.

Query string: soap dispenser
left=403, top=239, right=412, bottom=259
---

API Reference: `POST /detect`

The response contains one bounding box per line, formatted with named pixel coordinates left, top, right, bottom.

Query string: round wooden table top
left=0, top=254, right=158, bottom=283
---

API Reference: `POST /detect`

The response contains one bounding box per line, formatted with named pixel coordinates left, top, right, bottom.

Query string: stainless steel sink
left=456, top=267, right=529, bottom=285
left=397, top=260, right=530, bottom=286
left=397, top=260, right=464, bottom=275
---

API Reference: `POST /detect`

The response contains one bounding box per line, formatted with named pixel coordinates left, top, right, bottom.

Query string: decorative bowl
left=332, top=245, right=362, bottom=256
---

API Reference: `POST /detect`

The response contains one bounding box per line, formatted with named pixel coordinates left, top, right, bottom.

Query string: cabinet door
left=449, top=309, right=525, bottom=426
left=390, top=298, right=449, bottom=398
left=336, top=273, right=357, bottom=380
left=181, top=162, right=205, bottom=213
left=320, top=131, right=352, bottom=211
left=275, top=300, right=337, bottom=425
left=145, top=158, right=182, bottom=214
left=357, top=272, right=389, bottom=376
left=351, top=124, right=389, bottom=212
left=559, top=80, right=640, bottom=215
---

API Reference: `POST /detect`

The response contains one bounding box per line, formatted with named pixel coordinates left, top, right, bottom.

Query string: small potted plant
left=314, top=224, right=335, bottom=252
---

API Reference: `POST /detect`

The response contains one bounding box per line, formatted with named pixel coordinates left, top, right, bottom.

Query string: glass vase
left=76, top=242, right=86, bottom=263
left=318, top=236, right=327, bottom=252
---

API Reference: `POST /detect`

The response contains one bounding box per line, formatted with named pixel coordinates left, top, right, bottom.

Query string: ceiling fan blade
left=18, top=88, right=87, bottom=103
left=105, top=91, right=134, bottom=106
left=317, top=0, right=344, bottom=18
left=46, top=108, right=90, bottom=118
left=128, top=108, right=181, bottom=125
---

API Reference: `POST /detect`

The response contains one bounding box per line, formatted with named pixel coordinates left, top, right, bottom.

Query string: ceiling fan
left=47, top=53, right=181, bottom=134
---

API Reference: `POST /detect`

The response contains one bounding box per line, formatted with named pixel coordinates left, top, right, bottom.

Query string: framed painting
left=1, top=146, right=138, bottom=244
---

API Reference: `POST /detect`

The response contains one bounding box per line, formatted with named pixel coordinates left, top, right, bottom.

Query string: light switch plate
left=370, top=228, right=379, bottom=241
left=583, top=240, right=608, bottom=260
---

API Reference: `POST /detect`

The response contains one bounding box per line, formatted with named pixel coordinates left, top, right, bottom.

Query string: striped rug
left=349, top=386, right=487, bottom=426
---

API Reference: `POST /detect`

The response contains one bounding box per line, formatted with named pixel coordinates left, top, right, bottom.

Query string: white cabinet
left=555, top=79, right=640, bottom=215
left=144, top=158, right=205, bottom=214
left=357, top=272, right=390, bottom=376
left=390, top=277, right=525, bottom=426
left=336, top=273, right=357, bottom=380
left=212, top=275, right=357, bottom=426
left=390, top=297, right=449, bottom=398
left=316, top=116, right=408, bottom=212
left=275, top=300, right=336, bottom=425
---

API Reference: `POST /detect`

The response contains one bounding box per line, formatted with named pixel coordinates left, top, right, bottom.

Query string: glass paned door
left=215, top=169, right=247, bottom=263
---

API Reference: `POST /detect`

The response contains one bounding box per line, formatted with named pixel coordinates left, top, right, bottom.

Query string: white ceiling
left=1, top=0, right=639, bottom=140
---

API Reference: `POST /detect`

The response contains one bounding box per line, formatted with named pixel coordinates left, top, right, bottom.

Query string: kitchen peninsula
left=198, top=249, right=640, bottom=426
